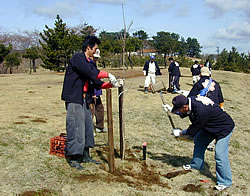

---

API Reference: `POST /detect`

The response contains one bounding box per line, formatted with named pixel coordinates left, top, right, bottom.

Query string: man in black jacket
left=168, top=57, right=181, bottom=92
left=188, top=67, right=224, bottom=151
left=61, top=36, right=121, bottom=170
left=188, top=67, right=224, bottom=108
left=171, top=95, right=235, bottom=191
left=190, top=60, right=201, bottom=84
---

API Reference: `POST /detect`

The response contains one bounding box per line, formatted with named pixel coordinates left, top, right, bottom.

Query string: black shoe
left=66, top=155, right=85, bottom=170
left=82, top=157, right=102, bottom=165
left=68, top=160, right=85, bottom=170
left=82, top=147, right=102, bottom=165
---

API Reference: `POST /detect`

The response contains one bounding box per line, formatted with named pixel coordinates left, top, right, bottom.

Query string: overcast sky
left=1, top=0, right=250, bottom=54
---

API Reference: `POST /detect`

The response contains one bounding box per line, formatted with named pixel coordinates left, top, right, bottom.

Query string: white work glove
left=112, top=79, right=124, bottom=88
left=143, top=70, right=146, bottom=76
left=108, top=73, right=118, bottom=85
left=162, top=104, right=172, bottom=113
left=172, top=128, right=182, bottom=137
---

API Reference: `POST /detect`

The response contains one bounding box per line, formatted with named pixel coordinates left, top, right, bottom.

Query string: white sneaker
left=183, top=164, right=192, bottom=170
left=214, top=185, right=228, bottom=191
left=96, top=128, right=107, bottom=133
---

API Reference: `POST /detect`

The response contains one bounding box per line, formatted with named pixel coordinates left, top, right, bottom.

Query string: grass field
left=0, top=67, right=249, bottom=196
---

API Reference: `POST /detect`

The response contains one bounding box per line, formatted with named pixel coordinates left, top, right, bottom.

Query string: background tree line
left=0, top=15, right=249, bottom=74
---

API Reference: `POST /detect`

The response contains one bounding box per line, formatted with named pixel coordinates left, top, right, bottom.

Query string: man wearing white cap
left=188, top=67, right=224, bottom=151
left=90, top=49, right=107, bottom=134
left=143, top=55, right=161, bottom=93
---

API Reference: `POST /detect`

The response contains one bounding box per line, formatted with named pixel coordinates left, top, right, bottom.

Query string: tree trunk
left=32, top=59, right=36, bottom=72
left=164, top=53, right=167, bottom=68
left=102, top=60, right=106, bottom=68
left=10, top=67, right=13, bottom=74
left=128, top=52, right=133, bottom=69
left=30, top=59, right=32, bottom=75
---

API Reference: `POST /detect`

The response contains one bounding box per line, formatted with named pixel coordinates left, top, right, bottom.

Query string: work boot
left=82, top=147, right=101, bottom=165
left=66, top=155, right=84, bottom=170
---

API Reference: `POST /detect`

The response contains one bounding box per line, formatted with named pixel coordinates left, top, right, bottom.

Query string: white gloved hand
left=162, top=104, right=172, bottom=113
left=172, top=128, right=182, bottom=137
left=108, top=73, right=118, bottom=85
left=118, top=79, right=124, bottom=86
left=143, top=70, right=146, bottom=76
left=112, top=79, right=124, bottom=88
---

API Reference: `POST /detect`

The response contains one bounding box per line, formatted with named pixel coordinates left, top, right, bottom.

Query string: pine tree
left=39, top=15, right=73, bottom=72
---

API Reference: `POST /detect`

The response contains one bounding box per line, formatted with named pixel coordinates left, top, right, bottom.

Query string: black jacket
left=190, top=64, right=201, bottom=76
left=143, top=60, right=161, bottom=76
left=168, top=61, right=181, bottom=76
left=188, top=76, right=224, bottom=105
left=186, top=97, right=235, bottom=140
left=61, top=52, right=103, bottom=105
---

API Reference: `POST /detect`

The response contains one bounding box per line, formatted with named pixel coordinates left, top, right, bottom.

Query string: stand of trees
left=215, top=47, right=250, bottom=73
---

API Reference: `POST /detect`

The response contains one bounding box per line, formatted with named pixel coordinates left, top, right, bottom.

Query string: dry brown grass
left=0, top=67, right=249, bottom=196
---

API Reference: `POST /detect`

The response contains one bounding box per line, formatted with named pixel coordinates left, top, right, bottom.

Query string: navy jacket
left=61, top=52, right=103, bottom=105
left=168, top=61, right=180, bottom=76
left=188, top=76, right=224, bottom=105
left=143, top=60, right=161, bottom=76
left=190, top=64, right=201, bottom=76
left=186, top=97, right=235, bottom=140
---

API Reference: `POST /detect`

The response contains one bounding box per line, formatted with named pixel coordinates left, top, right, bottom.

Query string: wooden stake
left=106, top=89, right=115, bottom=173
left=118, top=86, right=125, bottom=160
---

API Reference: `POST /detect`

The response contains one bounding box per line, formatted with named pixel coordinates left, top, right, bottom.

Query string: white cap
left=200, top=67, right=210, bottom=76
left=93, top=49, right=101, bottom=58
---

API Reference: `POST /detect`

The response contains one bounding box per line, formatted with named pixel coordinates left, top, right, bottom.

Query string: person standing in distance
left=168, top=57, right=181, bottom=93
left=190, top=60, right=201, bottom=84
left=143, top=55, right=161, bottom=93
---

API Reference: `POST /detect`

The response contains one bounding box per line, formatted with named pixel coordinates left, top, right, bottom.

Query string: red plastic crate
left=49, top=133, right=67, bottom=158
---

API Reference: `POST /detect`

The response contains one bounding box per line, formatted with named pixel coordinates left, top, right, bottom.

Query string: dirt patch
left=102, top=68, right=143, bottom=79
left=183, top=184, right=202, bottom=192
left=18, top=115, right=31, bottom=119
left=14, top=121, right=27, bottom=124
left=163, top=170, right=192, bottom=179
left=19, top=189, right=58, bottom=196
left=74, top=147, right=170, bottom=191
left=30, top=118, right=47, bottom=123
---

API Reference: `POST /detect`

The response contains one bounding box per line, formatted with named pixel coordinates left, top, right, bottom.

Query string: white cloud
left=204, top=0, right=250, bottom=18
left=137, top=0, right=174, bottom=17
left=214, top=22, right=250, bottom=42
left=89, top=0, right=126, bottom=4
left=33, top=2, right=81, bottom=19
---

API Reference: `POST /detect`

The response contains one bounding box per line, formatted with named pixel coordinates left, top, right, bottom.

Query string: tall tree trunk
left=32, top=59, right=36, bottom=72
left=128, top=52, right=133, bottom=69
left=30, top=59, right=32, bottom=75
left=164, top=53, right=167, bottom=68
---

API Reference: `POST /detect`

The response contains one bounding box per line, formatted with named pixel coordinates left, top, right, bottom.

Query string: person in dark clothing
left=171, top=95, right=235, bottom=191
left=89, top=49, right=106, bottom=134
left=61, top=36, right=122, bottom=170
left=188, top=66, right=225, bottom=151
left=190, top=60, right=201, bottom=84
left=204, top=59, right=212, bottom=76
left=143, top=55, right=161, bottom=93
left=188, top=67, right=224, bottom=108
left=168, top=57, right=181, bottom=92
